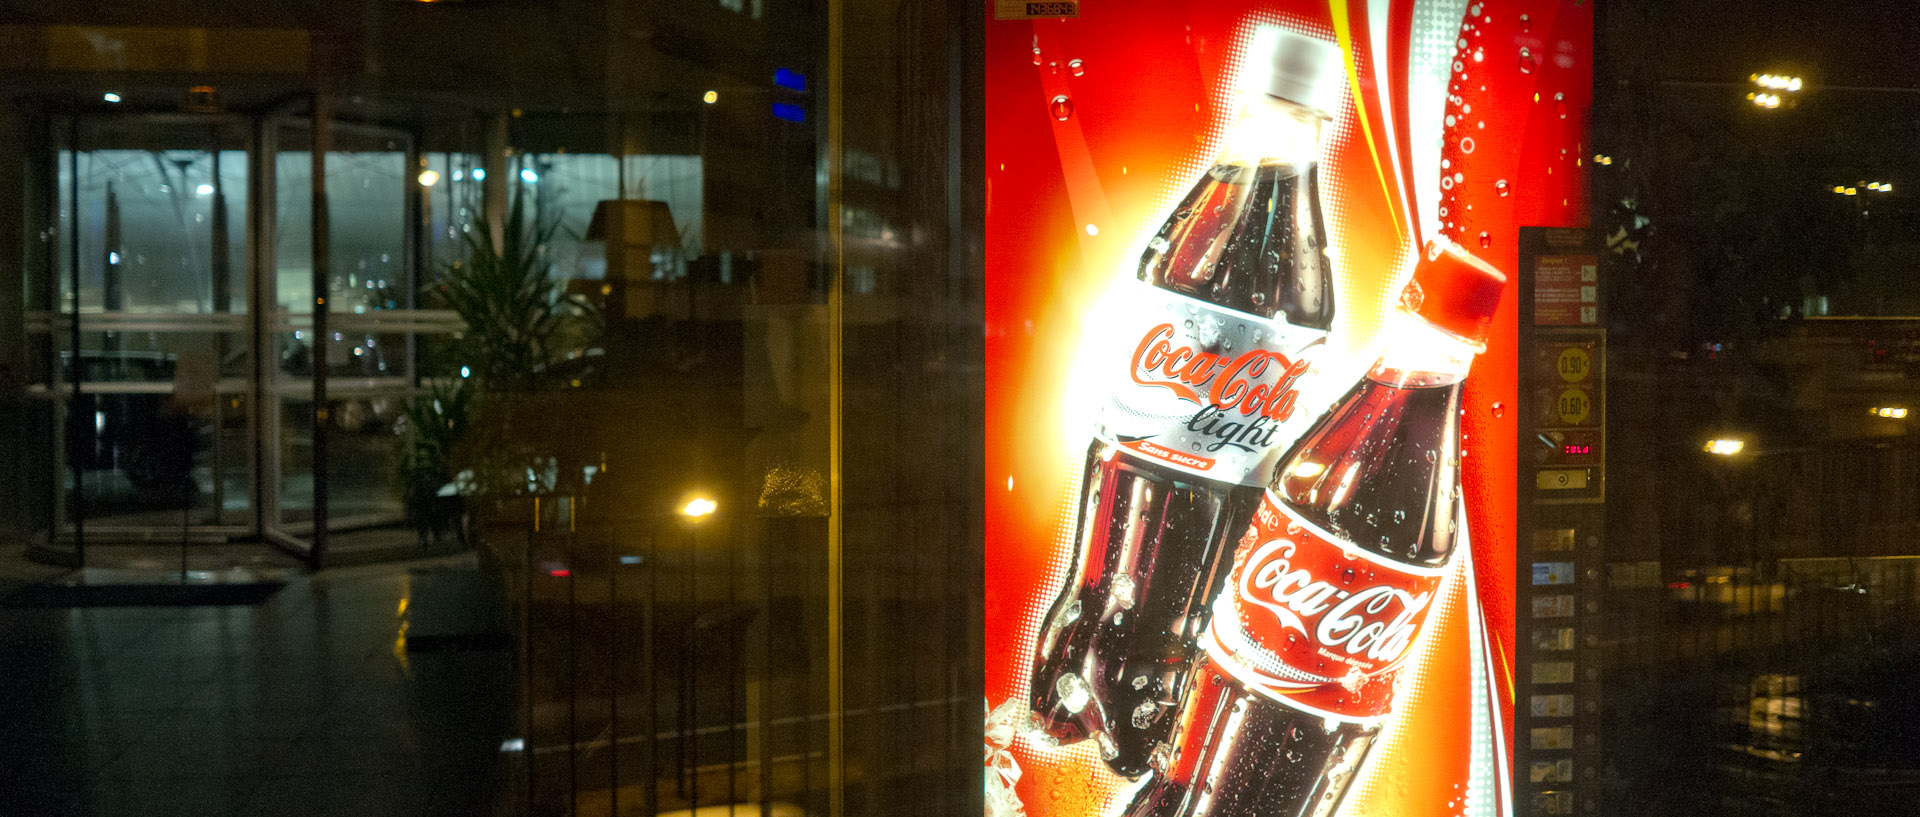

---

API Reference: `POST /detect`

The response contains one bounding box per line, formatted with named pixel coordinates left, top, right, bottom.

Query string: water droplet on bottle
left=1251, top=291, right=1267, bottom=306
left=1519, top=47, right=1535, bottom=74
left=1031, top=39, right=1042, bottom=66
left=1445, top=114, right=1457, bottom=127
left=1131, top=701, right=1158, bottom=729
left=1441, top=176, right=1454, bottom=190
left=1479, top=230, right=1492, bottom=248
left=1132, top=675, right=1149, bottom=690
left=1068, top=58, right=1085, bottom=76
left=1286, top=749, right=1303, bottom=763
left=1473, top=47, right=1484, bottom=63
left=1491, top=402, right=1505, bottom=417
left=1426, top=450, right=1438, bottom=463
left=1394, top=509, right=1406, bottom=523
left=1555, top=92, right=1568, bottom=119
left=1049, top=95, right=1074, bottom=121
left=1519, top=13, right=1531, bottom=31
left=1452, top=60, right=1465, bottom=73
left=1183, top=319, right=1194, bottom=329
left=1496, top=179, right=1511, bottom=197
left=1461, top=136, right=1476, bottom=154
left=1341, top=567, right=1355, bottom=585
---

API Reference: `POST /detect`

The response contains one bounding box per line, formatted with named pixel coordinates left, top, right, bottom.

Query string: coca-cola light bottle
left=1123, top=238, right=1506, bottom=817
left=1026, top=29, right=1347, bottom=779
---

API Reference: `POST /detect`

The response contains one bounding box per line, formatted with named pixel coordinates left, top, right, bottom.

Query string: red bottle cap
left=1399, top=239, right=1507, bottom=351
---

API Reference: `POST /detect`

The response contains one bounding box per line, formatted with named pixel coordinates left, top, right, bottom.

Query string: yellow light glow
left=703, top=90, right=719, bottom=104
left=1846, top=187, right=1858, bottom=196
left=1834, top=186, right=1847, bottom=194
left=417, top=169, right=440, bottom=187
left=1873, top=407, right=1909, bottom=419
left=1704, top=439, right=1745, bottom=456
left=683, top=497, right=717, bottom=517
left=1290, top=461, right=1326, bottom=479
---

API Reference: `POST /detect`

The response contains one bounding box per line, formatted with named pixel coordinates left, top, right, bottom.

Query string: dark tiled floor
left=0, top=557, right=514, bottom=817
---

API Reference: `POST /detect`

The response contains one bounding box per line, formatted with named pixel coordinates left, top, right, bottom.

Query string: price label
left=1557, top=388, right=1591, bottom=425
left=1557, top=347, right=1591, bottom=383
left=994, top=0, right=1079, bottom=18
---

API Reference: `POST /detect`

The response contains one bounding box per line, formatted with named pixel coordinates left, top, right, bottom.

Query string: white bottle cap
left=1256, top=28, right=1348, bottom=119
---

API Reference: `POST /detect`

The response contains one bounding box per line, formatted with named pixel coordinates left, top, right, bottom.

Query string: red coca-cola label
left=1203, top=492, right=1447, bottom=722
left=1128, top=323, right=1314, bottom=422
left=1096, top=286, right=1327, bottom=486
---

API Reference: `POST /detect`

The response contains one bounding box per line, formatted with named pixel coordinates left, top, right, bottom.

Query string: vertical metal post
left=567, top=497, right=579, bottom=817
left=645, top=525, right=660, bottom=817
left=688, top=523, right=701, bottom=809
left=209, top=137, right=229, bottom=526
left=308, top=93, right=332, bottom=570
left=826, top=0, right=847, bottom=809
left=727, top=518, right=738, bottom=816
left=526, top=500, right=539, bottom=812
left=609, top=515, right=620, bottom=817
left=65, top=119, right=84, bottom=565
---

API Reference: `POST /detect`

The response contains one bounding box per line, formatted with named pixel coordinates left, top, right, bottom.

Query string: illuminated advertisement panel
left=985, top=3, right=1591, bottom=817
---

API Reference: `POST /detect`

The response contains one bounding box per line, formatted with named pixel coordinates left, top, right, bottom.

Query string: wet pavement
left=0, top=554, right=514, bottom=817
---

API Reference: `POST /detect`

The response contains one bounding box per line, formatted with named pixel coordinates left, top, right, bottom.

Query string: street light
left=682, top=497, right=717, bottom=518
left=1748, top=72, right=1803, bottom=108
left=1705, top=439, right=1746, bottom=456
left=1871, top=407, right=1909, bottom=419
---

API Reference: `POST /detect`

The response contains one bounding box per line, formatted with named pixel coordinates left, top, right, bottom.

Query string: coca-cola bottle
left=1026, top=29, right=1347, bottom=779
left=1123, top=238, right=1506, bottom=817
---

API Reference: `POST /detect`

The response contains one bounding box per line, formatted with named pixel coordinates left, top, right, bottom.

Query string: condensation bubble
left=1460, top=136, right=1476, bottom=154
left=1069, top=58, right=1085, bottom=76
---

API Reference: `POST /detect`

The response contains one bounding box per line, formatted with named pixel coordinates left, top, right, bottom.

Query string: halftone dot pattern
left=1015, top=469, right=1086, bottom=706
left=1409, top=0, right=1471, bottom=242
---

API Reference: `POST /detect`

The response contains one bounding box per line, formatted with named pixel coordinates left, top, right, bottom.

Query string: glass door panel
left=268, top=121, right=415, bottom=530
left=50, top=116, right=254, bottom=535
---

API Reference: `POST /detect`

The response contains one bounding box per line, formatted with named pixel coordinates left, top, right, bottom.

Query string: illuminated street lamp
left=1872, top=407, right=1909, bottom=419
left=682, top=497, right=717, bottom=518
left=1748, top=72, right=1803, bottom=108
left=1704, top=439, right=1745, bottom=456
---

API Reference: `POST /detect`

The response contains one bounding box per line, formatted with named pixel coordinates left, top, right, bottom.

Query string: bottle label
left=1098, top=285, right=1327, bottom=486
left=1203, top=493, right=1448, bottom=723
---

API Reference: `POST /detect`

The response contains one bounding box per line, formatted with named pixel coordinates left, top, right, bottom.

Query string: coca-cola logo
left=1237, top=537, right=1433, bottom=670
left=1128, top=323, right=1313, bottom=422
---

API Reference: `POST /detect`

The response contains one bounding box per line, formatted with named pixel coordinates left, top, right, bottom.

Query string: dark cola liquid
left=1140, top=161, right=1335, bottom=331
left=1028, top=443, right=1261, bottom=777
left=1275, top=368, right=1464, bottom=567
left=1125, top=371, right=1464, bottom=817
left=1028, top=156, right=1336, bottom=777
left=1125, top=662, right=1376, bottom=817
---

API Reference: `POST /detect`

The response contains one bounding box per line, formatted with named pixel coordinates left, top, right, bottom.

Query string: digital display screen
left=1563, top=444, right=1593, bottom=455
